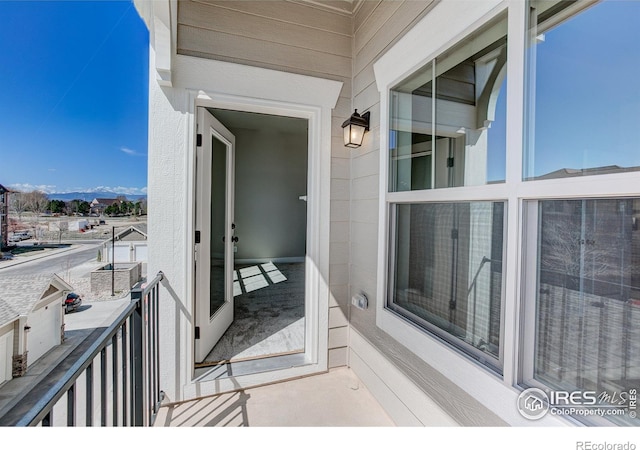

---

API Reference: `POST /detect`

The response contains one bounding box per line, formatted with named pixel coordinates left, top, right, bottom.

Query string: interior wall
left=231, top=126, right=308, bottom=262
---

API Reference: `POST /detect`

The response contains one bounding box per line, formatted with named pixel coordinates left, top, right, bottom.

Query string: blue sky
left=0, top=0, right=148, bottom=195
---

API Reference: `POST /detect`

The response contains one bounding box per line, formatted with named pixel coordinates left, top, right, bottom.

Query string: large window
left=384, top=15, right=508, bottom=372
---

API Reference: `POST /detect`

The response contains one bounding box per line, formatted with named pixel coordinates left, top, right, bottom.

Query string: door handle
left=222, top=236, right=239, bottom=242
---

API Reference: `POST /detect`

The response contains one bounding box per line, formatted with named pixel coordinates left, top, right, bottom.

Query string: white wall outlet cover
left=352, top=293, right=368, bottom=310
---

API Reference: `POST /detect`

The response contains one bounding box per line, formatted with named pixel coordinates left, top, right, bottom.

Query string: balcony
left=8, top=272, right=393, bottom=427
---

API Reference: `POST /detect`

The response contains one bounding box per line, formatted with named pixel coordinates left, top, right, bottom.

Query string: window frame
left=380, top=3, right=512, bottom=374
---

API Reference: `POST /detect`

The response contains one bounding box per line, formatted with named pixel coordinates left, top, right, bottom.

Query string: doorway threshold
left=194, top=352, right=308, bottom=382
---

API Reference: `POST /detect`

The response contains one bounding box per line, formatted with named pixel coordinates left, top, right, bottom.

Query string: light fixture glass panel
left=344, top=124, right=365, bottom=148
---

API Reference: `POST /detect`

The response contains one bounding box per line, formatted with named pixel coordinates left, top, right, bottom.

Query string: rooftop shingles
left=0, top=274, right=71, bottom=326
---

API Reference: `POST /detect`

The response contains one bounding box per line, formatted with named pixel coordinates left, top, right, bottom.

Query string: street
left=1, top=242, right=102, bottom=276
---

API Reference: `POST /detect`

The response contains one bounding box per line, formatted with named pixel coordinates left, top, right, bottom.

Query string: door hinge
left=195, top=326, right=200, bottom=339
left=195, top=230, right=201, bottom=244
left=196, top=133, right=202, bottom=147
left=447, top=157, right=455, bottom=168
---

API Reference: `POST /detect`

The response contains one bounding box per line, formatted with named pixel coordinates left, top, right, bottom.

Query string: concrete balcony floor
left=153, top=367, right=395, bottom=427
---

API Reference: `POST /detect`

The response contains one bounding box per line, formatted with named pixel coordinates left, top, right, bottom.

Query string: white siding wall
left=177, top=0, right=353, bottom=367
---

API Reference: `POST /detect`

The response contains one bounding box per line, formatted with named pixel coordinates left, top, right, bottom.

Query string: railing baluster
left=144, top=292, right=150, bottom=423
left=149, top=288, right=154, bottom=416
left=101, top=347, right=107, bottom=426
left=86, top=362, right=93, bottom=426
left=153, top=286, right=160, bottom=416
left=67, top=382, right=76, bottom=426
left=131, top=289, right=144, bottom=426
left=122, top=320, right=129, bottom=426
left=112, top=333, right=119, bottom=426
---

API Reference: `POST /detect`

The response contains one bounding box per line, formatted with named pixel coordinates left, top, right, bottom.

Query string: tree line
left=9, top=190, right=146, bottom=219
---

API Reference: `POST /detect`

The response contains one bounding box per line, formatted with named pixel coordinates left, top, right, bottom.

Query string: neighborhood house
left=0, top=274, right=72, bottom=384
left=101, top=225, right=148, bottom=263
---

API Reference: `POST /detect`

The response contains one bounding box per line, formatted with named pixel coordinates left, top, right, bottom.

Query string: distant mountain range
left=46, top=191, right=147, bottom=202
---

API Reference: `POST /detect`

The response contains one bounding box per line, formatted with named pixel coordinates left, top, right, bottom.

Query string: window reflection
left=388, top=201, right=505, bottom=369
left=524, top=0, right=640, bottom=180
left=389, top=15, right=507, bottom=191
left=534, top=198, right=640, bottom=426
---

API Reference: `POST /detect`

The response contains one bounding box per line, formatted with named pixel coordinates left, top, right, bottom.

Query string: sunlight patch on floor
left=233, top=262, right=288, bottom=296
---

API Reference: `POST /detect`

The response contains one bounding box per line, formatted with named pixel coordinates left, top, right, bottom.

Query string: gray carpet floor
left=201, top=262, right=305, bottom=365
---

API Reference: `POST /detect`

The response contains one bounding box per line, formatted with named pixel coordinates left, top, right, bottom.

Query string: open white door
left=195, top=107, right=236, bottom=363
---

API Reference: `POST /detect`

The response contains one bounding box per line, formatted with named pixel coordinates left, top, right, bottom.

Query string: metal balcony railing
left=15, top=272, right=164, bottom=427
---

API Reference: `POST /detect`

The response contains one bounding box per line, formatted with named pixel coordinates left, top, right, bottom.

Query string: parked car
left=64, top=292, right=82, bottom=314
left=11, top=231, right=32, bottom=241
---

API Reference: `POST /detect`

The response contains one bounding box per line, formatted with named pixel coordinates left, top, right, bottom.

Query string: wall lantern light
left=341, top=109, right=370, bottom=148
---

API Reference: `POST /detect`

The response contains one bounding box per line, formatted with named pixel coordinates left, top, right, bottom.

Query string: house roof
left=533, top=165, right=640, bottom=180
left=0, top=274, right=73, bottom=327
left=90, top=198, right=122, bottom=207
left=106, top=224, right=148, bottom=243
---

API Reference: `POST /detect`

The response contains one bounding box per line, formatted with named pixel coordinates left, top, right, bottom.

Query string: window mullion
left=502, top=0, right=529, bottom=388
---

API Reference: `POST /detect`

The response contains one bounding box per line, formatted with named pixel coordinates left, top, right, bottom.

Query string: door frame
left=183, top=61, right=341, bottom=397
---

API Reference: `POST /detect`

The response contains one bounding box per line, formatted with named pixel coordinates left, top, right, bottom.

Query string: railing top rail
left=134, top=271, right=164, bottom=299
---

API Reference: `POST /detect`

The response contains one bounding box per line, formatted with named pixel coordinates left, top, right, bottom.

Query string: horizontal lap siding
left=193, top=0, right=352, bottom=35
left=178, top=0, right=352, bottom=80
left=177, top=0, right=352, bottom=367
left=180, top=1, right=352, bottom=57
left=178, top=26, right=351, bottom=78
left=351, top=0, right=435, bottom=328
